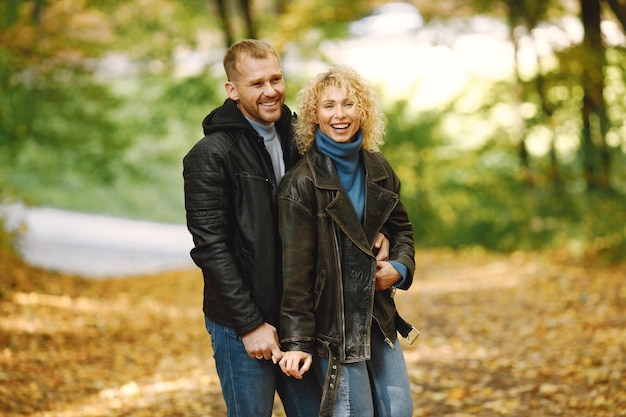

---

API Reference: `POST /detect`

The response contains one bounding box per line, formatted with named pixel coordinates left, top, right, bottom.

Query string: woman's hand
left=373, top=233, right=389, bottom=261
left=278, top=350, right=312, bottom=379
left=375, top=261, right=401, bottom=291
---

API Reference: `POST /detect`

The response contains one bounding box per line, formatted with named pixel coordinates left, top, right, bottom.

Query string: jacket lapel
left=308, top=149, right=398, bottom=255
left=362, top=151, right=399, bottom=246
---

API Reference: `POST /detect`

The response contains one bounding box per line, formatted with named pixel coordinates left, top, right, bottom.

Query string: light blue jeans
left=205, top=317, right=321, bottom=417
left=315, top=324, right=413, bottom=417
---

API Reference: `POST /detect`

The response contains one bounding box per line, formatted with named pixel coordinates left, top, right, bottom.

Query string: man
left=183, top=39, right=388, bottom=416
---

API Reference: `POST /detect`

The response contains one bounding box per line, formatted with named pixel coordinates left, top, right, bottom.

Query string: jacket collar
left=202, top=98, right=293, bottom=139
left=306, top=145, right=389, bottom=186
left=305, top=146, right=399, bottom=254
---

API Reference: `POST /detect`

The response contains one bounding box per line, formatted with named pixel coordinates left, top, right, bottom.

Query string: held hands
left=278, top=351, right=312, bottom=379
left=248, top=237, right=389, bottom=372
left=242, top=322, right=283, bottom=363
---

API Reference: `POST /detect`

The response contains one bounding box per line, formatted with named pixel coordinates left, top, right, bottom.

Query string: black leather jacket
left=278, top=144, right=415, bottom=361
left=183, top=98, right=300, bottom=336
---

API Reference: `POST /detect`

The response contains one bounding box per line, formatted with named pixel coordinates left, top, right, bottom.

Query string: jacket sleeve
left=382, top=157, right=415, bottom=291
left=277, top=170, right=318, bottom=353
left=183, top=138, right=263, bottom=335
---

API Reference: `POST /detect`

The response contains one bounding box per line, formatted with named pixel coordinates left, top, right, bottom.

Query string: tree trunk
left=215, top=0, right=234, bottom=47
left=605, top=0, right=626, bottom=30
left=239, top=0, right=256, bottom=39
left=536, top=73, right=562, bottom=189
left=580, top=0, right=610, bottom=190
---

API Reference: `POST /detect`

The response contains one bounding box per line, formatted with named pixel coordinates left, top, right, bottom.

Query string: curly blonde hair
left=294, top=66, right=386, bottom=154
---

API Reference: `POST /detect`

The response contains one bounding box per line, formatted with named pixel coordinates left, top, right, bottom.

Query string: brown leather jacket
left=278, top=144, right=415, bottom=414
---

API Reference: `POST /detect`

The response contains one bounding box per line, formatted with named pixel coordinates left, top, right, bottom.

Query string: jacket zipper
left=255, top=135, right=277, bottom=188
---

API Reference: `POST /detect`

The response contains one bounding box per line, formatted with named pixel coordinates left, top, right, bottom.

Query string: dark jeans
left=205, top=316, right=321, bottom=417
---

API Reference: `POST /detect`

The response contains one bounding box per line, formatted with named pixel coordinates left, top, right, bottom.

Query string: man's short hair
left=223, top=39, right=280, bottom=81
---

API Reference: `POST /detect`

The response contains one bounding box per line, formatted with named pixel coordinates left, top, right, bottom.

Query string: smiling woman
left=279, top=65, right=416, bottom=417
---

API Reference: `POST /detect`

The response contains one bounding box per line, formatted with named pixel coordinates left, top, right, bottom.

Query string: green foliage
left=0, top=0, right=225, bottom=221
left=382, top=99, right=446, bottom=246
left=268, top=0, right=372, bottom=55
left=3, top=70, right=224, bottom=223
left=380, top=93, right=625, bottom=262
left=2, top=56, right=130, bottom=184
left=1, top=0, right=625, bottom=265
left=98, top=0, right=217, bottom=61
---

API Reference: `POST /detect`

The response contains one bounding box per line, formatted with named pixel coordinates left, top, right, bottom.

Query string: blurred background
left=1, top=0, right=625, bottom=266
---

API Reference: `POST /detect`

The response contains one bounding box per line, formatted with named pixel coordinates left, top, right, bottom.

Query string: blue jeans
left=314, top=325, right=413, bottom=417
left=205, top=317, right=321, bottom=417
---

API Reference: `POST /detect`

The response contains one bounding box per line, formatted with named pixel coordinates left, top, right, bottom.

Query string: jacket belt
left=395, top=313, right=421, bottom=345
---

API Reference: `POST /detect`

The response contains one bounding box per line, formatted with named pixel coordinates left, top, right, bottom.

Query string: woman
left=277, top=66, right=417, bottom=417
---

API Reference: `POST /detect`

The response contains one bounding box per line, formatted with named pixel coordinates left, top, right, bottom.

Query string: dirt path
left=1, top=249, right=624, bottom=416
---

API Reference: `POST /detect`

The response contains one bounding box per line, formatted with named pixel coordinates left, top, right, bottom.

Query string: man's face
left=225, top=54, right=285, bottom=126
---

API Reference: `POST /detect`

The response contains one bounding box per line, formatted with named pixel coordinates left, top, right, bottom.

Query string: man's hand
left=375, top=261, right=401, bottom=291
left=241, top=323, right=283, bottom=363
left=373, top=233, right=390, bottom=262
left=278, top=351, right=312, bottom=379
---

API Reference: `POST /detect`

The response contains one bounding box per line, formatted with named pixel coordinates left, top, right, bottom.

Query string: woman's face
left=316, top=86, right=361, bottom=143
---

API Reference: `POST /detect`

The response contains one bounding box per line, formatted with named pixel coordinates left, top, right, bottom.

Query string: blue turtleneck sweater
left=316, top=128, right=365, bottom=221
left=315, top=128, right=409, bottom=287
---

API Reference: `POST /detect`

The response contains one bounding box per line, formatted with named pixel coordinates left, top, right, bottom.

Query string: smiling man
left=224, top=47, right=285, bottom=125
left=182, top=39, right=320, bottom=417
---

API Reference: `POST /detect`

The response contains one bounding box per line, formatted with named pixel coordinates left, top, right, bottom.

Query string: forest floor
left=0, top=247, right=624, bottom=417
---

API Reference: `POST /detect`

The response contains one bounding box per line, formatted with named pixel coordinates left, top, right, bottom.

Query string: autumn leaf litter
left=0, top=248, right=624, bottom=416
